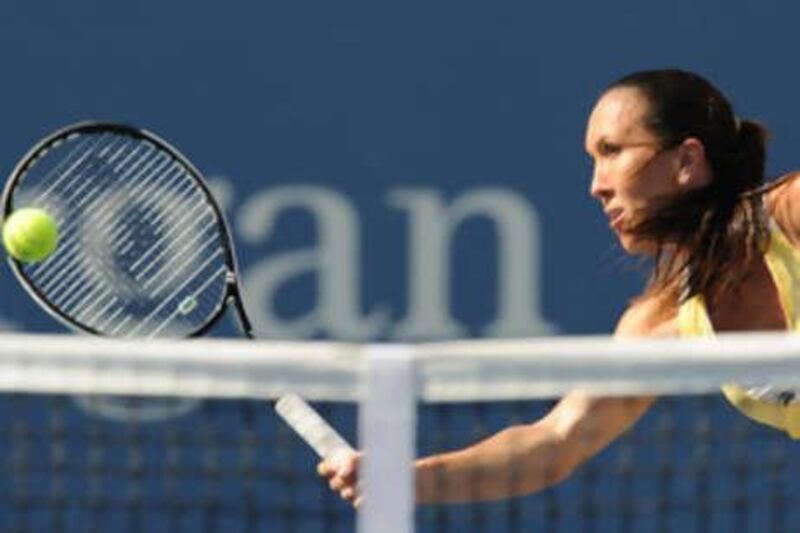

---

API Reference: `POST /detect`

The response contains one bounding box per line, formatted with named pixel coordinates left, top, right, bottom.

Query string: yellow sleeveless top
left=678, top=222, right=800, bottom=438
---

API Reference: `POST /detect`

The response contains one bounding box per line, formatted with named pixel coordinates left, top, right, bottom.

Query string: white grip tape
left=275, top=393, right=355, bottom=465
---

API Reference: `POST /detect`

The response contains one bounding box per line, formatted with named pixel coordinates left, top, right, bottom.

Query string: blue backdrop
left=0, top=2, right=799, bottom=531
left=1, top=2, right=799, bottom=338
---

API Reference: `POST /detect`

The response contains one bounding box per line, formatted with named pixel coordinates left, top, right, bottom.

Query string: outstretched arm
left=414, top=391, right=655, bottom=503
left=320, top=392, right=654, bottom=505
left=320, top=300, right=665, bottom=505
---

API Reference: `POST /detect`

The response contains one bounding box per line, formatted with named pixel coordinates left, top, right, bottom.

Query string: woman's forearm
left=414, top=421, right=570, bottom=504
left=413, top=393, right=655, bottom=505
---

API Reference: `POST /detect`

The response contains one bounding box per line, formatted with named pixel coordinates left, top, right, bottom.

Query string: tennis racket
left=2, top=121, right=253, bottom=339
left=3, top=121, right=349, bottom=440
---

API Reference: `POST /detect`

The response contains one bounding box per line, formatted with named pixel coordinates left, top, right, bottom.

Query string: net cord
left=0, top=332, right=800, bottom=401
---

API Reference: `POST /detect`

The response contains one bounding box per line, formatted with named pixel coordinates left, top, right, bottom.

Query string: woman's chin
left=617, top=232, right=657, bottom=256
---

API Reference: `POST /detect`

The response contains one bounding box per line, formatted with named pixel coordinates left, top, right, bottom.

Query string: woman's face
left=585, top=87, right=684, bottom=254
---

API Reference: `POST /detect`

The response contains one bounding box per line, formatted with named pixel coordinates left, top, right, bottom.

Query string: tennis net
left=0, top=332, right=799, bottom=532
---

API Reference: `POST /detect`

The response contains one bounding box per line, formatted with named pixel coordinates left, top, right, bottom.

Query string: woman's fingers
left=329, top=475, right=346, bottom=491
left=338, top=454, right=360, bottom=481
left=318, top=452, right=363, bottom=507
left=317, top=460, right=333, bottom=478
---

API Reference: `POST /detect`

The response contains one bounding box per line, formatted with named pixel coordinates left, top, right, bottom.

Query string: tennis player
left=320, top=69, right=800, bottom=504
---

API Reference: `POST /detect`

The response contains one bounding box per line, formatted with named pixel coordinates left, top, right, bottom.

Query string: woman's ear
left=676, top=138, right=711, bottom=188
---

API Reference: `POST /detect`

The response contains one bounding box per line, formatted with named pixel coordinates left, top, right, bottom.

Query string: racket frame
left=2, top=121, right=253, bottom=339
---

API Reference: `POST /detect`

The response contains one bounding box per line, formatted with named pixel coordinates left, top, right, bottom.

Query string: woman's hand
left=317, top=452, right=362, bottom=507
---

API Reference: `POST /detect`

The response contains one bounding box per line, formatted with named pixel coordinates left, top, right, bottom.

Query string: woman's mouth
left=606, top=208, right=624, bottom=231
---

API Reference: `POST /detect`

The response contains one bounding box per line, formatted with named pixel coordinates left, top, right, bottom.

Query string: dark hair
left=606, top=69, right=770, bottom=306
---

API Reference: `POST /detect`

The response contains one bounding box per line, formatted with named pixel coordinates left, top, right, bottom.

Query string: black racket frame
left=2, top=121, right=254, bottom=339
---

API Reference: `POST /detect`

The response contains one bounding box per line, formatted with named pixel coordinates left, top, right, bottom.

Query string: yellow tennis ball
left=2, top=208, right=59, bottom=263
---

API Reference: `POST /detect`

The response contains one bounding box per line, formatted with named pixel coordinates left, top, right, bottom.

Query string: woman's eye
left=599, top=142, right=621, bottom=156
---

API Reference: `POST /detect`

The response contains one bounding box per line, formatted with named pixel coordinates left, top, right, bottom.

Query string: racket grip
left=275, top=394, right=355, bottom=467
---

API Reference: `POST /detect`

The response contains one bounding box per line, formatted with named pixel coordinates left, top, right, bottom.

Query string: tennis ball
left=2, top=208, right=59, bottom=263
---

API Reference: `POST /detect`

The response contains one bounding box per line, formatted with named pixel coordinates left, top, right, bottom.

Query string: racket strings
left=30, top=133, right=116, bottom=206
left=34, top=135, right=136, bottom=220
left=32, top=146, right=177, bottom=279
left=32, top=154, right=177, bottom=303
left=10, top=129, right=230, bottom=337
left=28, top=139, right=162, bottom=280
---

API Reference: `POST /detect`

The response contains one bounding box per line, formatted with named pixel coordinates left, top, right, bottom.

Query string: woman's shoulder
left=615, top=294, right=679, bottom=339
left=765, top=172, right=800, bottom=245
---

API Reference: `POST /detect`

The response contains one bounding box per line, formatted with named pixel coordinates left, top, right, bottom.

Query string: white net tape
left=1, top=332, right=800, bottom=401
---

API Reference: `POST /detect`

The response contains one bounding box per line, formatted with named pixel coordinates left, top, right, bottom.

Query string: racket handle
left=275, top=394, right=355, bottom=466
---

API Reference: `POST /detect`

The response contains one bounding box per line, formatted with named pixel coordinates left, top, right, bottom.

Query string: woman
left=320, top=69, right=800, bottom=505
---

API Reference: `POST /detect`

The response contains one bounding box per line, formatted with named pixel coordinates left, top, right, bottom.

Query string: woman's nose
left=590, top=165, right=610, bottom=200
